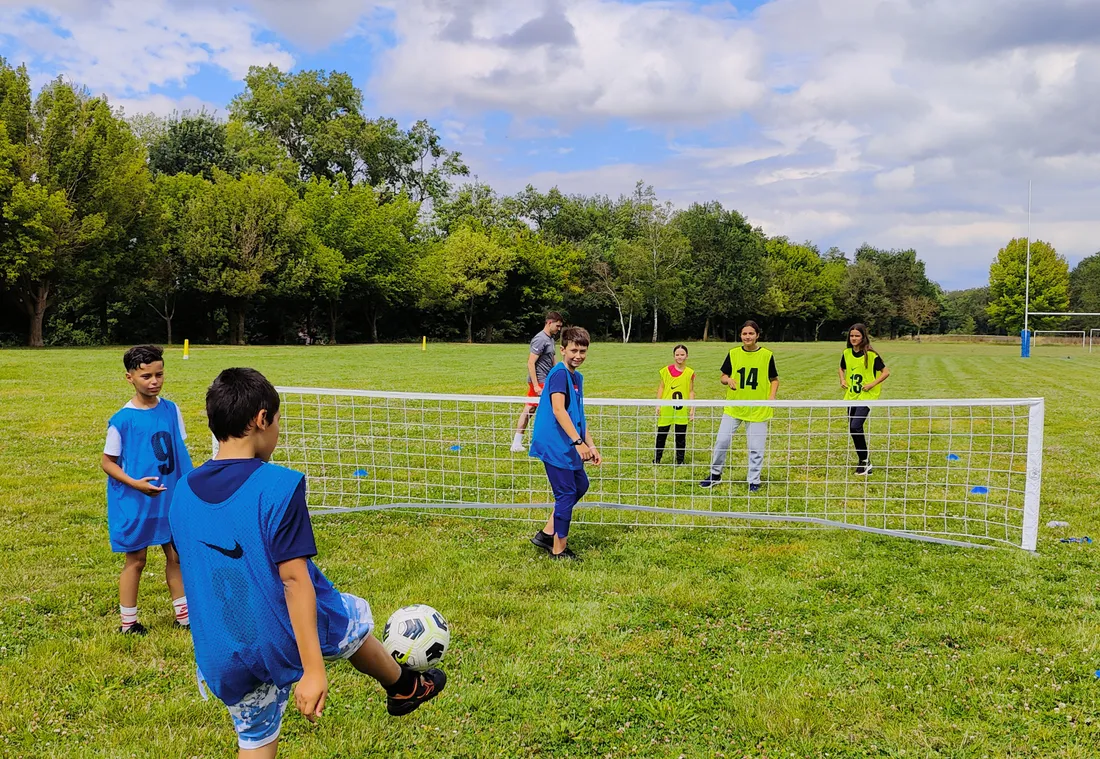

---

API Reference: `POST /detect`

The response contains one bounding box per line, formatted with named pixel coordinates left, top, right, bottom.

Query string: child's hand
left=689, top=410, right=695, bottom=422
left=134, top=477, right=167, bottom=496
left=840, top=380, right=848, bottom=390
left=590, top=446, right=602, bottom=466
left=295, top=669, right=328, bottom=723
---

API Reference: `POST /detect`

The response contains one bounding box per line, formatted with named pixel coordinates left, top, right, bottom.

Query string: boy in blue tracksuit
left=169, top=368, right=445, bottom=757
left=101, top=345, right=194, bottom=634
left=528, top=326, right=601, bottom=561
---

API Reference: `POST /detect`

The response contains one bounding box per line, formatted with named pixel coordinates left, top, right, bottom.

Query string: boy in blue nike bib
left=169, top=368, right=445, bottom=757
left=101, top=345, right=193, bottom=635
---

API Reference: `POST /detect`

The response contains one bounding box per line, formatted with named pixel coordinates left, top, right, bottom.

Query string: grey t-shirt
left=528, top=331, right=558, bottom=384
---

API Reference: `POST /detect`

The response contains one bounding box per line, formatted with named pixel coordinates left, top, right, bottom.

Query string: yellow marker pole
left=421, top=336, right=427, bottom=352
left=183, top=339, right=190, bottom=360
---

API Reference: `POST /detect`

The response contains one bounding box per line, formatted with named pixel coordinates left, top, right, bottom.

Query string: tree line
left=1, top=58, right=1097, bottom=348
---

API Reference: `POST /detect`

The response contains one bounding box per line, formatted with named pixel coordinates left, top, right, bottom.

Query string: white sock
left=512, top=433, right=523, bottom=445
left=120, top=605, right=138, bottom=630
left=172, top=596, right=189, bottom=626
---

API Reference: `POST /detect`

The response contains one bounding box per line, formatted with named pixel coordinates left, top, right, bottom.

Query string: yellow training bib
left=658, top=365, right=694, bottom=425
left=724, top=346, right=775, bottom=422
left=843, top=348, right=882, bottom=401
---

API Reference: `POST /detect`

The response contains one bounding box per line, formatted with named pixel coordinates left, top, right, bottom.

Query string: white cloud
left=874, top=166, right=916, bottom=192
left=372, top=0, right=765, bottom=123
left=0, top=0, right=294, bottom=95
left=3, top=0, right=1099, bottom=287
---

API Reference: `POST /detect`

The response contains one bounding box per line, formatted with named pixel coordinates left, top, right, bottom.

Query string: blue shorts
left=201, top=593, right=374, bottom=750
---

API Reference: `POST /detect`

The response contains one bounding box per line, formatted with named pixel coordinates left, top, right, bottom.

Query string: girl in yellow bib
left=700, top=321, right=779, bottom=491
left=838, top=323, right=890, bottom=475
left=654, top=344, right=695, bottom=464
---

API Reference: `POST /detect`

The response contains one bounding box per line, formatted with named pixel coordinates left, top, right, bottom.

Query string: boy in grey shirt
left=511, top=312, right=564, bottom=452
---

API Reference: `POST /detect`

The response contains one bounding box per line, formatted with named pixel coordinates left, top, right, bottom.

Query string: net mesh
left=270, top=388, right=1043, bottom=550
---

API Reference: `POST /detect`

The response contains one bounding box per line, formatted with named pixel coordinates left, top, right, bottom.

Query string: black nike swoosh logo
left=200, top=540, right=243, bottom=559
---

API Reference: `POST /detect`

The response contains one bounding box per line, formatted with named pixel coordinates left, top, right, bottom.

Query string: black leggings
left=655, top=424, right=687, bottom=463
left=849, top=406, right=871, bottom=462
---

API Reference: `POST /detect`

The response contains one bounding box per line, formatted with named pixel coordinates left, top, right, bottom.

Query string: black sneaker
left=749, top=483, right=762, bottom=493
left=120, top=622, right=148, bottom=636
left=387, top=666, right=446, bottom=717
left=530, top=530, right=554, bottom=552
left=855, top=462, right=873, bottom=476
left=172, top=620, right=190, bottom=630
left=549, top=547, right=581, bottom=562
left=699, top=474, right=722, bottom=488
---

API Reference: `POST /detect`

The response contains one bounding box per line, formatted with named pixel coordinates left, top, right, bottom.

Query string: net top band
left=275, top=386, right=1043, bottom=409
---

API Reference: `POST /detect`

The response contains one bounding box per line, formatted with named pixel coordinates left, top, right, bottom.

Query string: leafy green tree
left=987, top=238, right=1069, bottom=334
left=359, top=118, right=469, bottom=203
left=1069, top=252, right=1100, bottom=316
left=231, top=65, right=365, bottom=183
left=676, top=201, right=766, bottom=341
left=940, top=287, right=991, bottom=334
left=0, top=76, right=151, bottom=346
left=230, top=66, right=466, bottom=200
left=625, top=183, right=690, bottom=342
left=840, top=259, right=892, bottom=333
left=183, top=170, right=299, bottom=344
left=142, top=172, right=209, bottom=343
left=148, top=112, right=238, bottom=179
left=418, top=225, right=516, bottom=343
left=433, top=182, right=520, bottom=236
left=902, top=294, right=940, bottom=337
left=300, top=177, right=421, bottom=341
left=761, top=237, right=840, bottom=340
left=854, top=245, right=936, bottom=336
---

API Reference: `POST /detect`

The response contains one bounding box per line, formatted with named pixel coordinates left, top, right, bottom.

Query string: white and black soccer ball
left=382, top=604, right=451, bottom=671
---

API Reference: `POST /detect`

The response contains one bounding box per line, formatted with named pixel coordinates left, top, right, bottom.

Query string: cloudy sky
left=1, top=0, right=1098, bottom=289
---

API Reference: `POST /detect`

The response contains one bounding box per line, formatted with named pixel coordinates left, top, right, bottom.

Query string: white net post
left=1090, top=328, right=1100, bottom=353
left=1022, top=399, right=1044, bottom=551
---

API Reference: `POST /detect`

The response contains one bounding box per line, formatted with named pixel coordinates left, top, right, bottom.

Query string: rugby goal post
left=266, top=388, right=1045, bottom=551
left=1032, top=330, right=1085, bottom=347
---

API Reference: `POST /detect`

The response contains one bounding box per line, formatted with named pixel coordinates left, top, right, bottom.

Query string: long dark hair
left=846, top=323, right=877, bottom=368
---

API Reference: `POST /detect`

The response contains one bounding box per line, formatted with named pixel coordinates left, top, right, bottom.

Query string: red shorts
left=526, top=381, right=541, bottom=407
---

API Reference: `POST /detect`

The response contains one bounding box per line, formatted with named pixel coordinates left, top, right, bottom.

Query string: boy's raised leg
left=347, top=635, right=401, bottom=684
left=348, top=636, right=446, bottom=717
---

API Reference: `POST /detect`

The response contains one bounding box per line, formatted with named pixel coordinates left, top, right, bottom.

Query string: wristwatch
left=571, top=438, right=584, bottom=446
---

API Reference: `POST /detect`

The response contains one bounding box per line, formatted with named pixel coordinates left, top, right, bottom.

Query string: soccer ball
left=382, top=604, right=451, bottom=671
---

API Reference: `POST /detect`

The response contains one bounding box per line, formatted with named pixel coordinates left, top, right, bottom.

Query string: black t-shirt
left=721, top=347, right=779, bottom=380
left=840, top=350, right=886, bottom=375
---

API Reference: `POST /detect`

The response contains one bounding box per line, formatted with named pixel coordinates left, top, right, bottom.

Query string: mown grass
left=1, top=340, right=1099, bottom=758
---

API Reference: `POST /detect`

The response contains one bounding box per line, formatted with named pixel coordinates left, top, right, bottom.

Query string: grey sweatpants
left=709, top=415, right=768, bottom=484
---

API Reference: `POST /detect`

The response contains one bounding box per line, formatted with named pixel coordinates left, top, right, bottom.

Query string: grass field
left=1, top=340, right=1099, bottom=758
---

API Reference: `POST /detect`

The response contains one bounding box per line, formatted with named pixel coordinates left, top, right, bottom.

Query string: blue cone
left=970, top=486, right=989, bottom=495
left=353, top=469, right=369, bottom=477
left=449, top=445, right=462, bottom=452
left=946, top=453, right=961, bottom=461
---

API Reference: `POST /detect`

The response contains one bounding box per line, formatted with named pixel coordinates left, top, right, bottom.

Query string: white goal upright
left=1032, top=330, right=1085, bottom=347
left=272, top=388, right=1044, bottom=551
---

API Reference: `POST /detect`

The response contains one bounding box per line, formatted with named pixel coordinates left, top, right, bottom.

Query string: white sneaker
left=510, top=440, right=526, bottom=453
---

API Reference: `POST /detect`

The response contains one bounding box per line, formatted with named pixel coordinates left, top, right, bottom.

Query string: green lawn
left=1, top=341, right=1099, bottom=758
